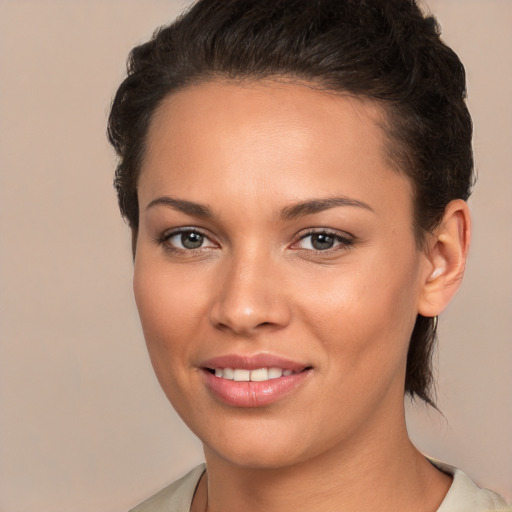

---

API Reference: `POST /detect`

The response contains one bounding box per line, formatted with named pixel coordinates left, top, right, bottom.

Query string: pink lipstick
left=200, top=354, right=312, bottom=407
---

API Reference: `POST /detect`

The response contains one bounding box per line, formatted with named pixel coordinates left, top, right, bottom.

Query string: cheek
left=360, top=265, right=421, bottom=376
left=132, top=262, right=205, bottom=419
left=134, top=268, right=175, bottom=344
left=133, top=257, right=208, bottom=337
left=132, top=260, right=201, bottom=377
left=301, top=249, right=421, bottom=382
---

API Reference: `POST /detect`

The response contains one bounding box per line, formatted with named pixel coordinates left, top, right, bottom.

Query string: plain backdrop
left=0, top=1, right=511, bottom=511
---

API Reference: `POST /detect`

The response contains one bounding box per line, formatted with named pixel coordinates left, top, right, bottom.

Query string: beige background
left=0, top=1, right=510, bottom=511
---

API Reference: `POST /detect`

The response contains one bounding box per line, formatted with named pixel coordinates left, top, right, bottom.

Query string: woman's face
left=134, top=81, right=432, bottom=469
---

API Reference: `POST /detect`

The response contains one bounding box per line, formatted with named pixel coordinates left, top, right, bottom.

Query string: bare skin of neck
left=190, top=404, right=451, bottom=512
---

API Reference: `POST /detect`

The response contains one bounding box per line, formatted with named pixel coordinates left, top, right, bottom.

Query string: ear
left=418, top=199, right=471, bottom=318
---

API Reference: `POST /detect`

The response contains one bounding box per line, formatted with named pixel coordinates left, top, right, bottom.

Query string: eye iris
left=311, top=233, right=334, bottom=250
left=181, top=232, right=204, bottom=249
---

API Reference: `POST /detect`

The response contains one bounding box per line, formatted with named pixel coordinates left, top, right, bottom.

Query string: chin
left=196, top=414, right=329, bottom=471
left=207, top=441, right=308, bottom=470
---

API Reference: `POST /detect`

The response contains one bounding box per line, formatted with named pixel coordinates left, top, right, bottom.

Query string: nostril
left=208, top=289, right=292, bottom=334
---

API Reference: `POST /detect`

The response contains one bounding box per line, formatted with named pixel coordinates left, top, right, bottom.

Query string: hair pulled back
left=108, top=0, right=474, bottom=407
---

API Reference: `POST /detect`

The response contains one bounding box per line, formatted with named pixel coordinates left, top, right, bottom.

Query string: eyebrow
left=145, top=195, right=373, bottom=220
left=145, top=196, right=214, bottom=218
left=281, top=196, right=373, bottom=219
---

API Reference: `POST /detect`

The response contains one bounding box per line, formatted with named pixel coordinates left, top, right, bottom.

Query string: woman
left=108, top=1, right=509, bottom=510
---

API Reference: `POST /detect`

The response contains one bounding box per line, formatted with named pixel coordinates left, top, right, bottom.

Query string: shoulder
left=129, top=464, right=206, bottom=512
left=428, top=458, right=510, bottom=512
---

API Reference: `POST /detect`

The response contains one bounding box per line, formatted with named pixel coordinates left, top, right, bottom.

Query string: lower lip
left=201, top=369, right=311, bottom=408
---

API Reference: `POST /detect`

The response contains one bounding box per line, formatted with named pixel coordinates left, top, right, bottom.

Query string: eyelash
left=155, top=228, right=216, bottom=253
left=293, top=229, right=355, bottom=253
left=154, top=228, right=355, bottom=254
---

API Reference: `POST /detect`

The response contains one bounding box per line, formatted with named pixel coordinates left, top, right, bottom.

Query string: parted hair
left=108, top=0, right=474, bottom=407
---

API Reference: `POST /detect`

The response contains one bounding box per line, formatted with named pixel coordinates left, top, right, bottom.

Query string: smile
left=212, top=367, right=296, bottom=381
left=200, top=354, right=313, bottom=408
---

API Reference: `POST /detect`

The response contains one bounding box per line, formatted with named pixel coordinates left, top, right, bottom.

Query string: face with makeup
left=133, top=80, right=461, bottom=470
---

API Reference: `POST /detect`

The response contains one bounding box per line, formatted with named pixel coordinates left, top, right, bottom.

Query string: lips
left=200, top=354, right=312, bottom=407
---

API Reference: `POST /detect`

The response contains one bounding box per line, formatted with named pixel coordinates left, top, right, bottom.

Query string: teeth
left=212, top=367, right=296, bottom=381
left=223, top=368, right=234, bottom=380
left=233, top=369, right=251, bottom=381
left=250, top=368, right=269, bottom=381
left=268, top=367, right=283, bottom=379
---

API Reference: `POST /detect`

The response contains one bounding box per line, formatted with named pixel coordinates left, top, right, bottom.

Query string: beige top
left=129, top=460, right=510, bottom=512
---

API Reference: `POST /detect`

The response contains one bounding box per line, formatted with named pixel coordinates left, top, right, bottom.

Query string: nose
left=208, top=250, right=291, bottom=336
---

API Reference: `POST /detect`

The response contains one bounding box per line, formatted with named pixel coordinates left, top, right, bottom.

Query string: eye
left=294, top=231, right=354, bottom=251
left=160, top=229, right=217, bottom=251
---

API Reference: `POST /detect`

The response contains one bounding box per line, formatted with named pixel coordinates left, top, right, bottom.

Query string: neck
left=197, top=404, right=451, bottom=512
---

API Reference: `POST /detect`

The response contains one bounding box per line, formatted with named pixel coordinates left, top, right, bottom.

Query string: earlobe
left=418, top=199, right=471, bottom=318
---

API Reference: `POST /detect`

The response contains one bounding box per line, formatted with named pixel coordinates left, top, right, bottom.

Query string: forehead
left=140, top=80, right=412, bottom=218
left=146, top=79, right=388, bottom=163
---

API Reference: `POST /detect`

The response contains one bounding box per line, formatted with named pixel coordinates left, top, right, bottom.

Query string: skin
left=133, top=81, right=470, bottom=511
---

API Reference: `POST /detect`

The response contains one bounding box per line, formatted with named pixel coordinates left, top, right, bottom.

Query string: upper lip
left=200, top=353, right=310, bottom=372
